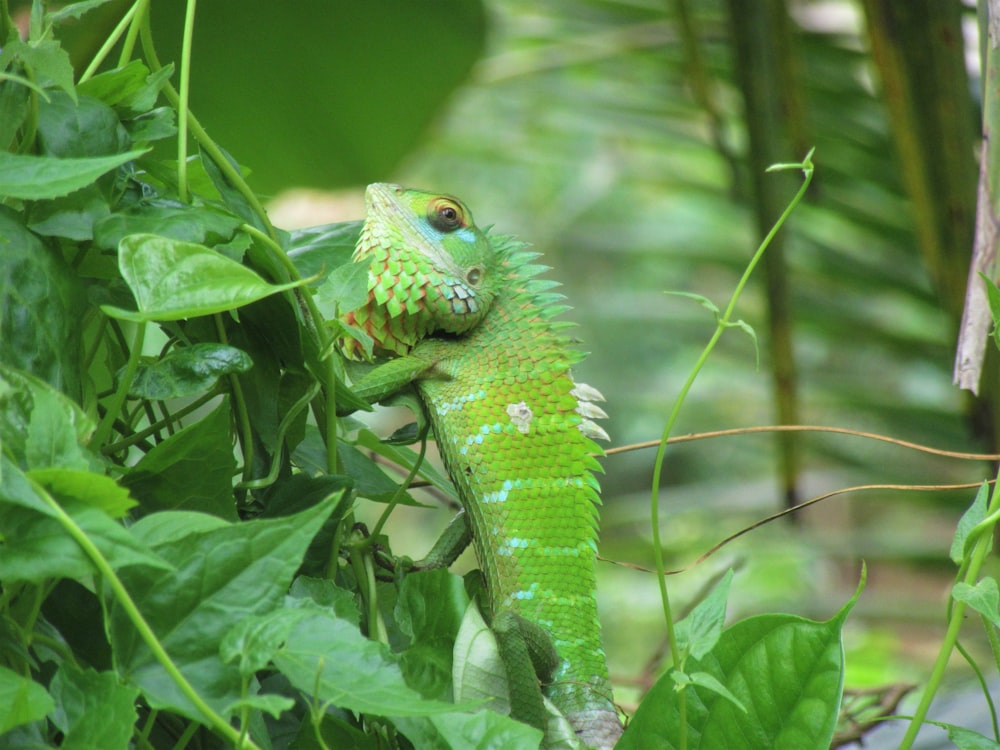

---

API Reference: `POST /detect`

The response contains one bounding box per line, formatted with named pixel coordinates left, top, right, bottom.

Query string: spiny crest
left=492, top=234, right=610, bottom=445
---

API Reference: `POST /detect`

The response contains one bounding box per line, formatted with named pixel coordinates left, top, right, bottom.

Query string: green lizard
left=342, top=183, right=622, bottom=749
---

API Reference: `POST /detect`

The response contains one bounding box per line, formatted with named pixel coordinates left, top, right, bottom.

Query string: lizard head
left=343, top=183, right=501, bottom=358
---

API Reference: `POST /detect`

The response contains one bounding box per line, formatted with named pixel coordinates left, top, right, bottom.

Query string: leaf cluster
left=0, top=3, right=528, bottom=749
left=6, top=2, right=1000, bottom=749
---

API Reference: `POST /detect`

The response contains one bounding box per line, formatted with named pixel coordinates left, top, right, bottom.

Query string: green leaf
left=257, top=474, right=354, bottom=578
left=288, top=575, right=362, bottom=624
left=980, top=273, right=1000, bottom=331
left=24, top=373, right=94, bottom=471
left=290, top=424, right=332, bottom=475
left=392, top=709, right=544, bottom=750
left=286, top=711, right=372, bottom=749
left=222, top=294, right=309, bottom=450
left=671, top=670, right=747, bottom=714
left=128, top=343, right=252, bottom=399
left=76, top=59, right=172, bottom=115
left=108, top=495, right=339, bottom=719
left=665, top=290, right=721, bottom=317
left=0, top=665, right=53, bottom=733
left=272, top=611, right=460, bottom=717
left=728, top=318, right=760, bottom=367
left=0, top=210, right=88, bottom=400
left=675, top=569, right=732, bottom=660
left=199, top=145, right=261, bottom=230
left=287, top=220, right=363, bottom=280
left=0, top=79, right=31, bottom=150
left=124, top=106, right=176, bottom=143
left=36, top=91, right=128, bottom=157
left=220, top=607, right=316, bottom=677
left=0, top=456, right=173, bottom=583
left=396, top=569, right=470, bottom=700
left=315, top=255, right=372, bottom=318
left=49, top=663, right=138, bottom=750
left=0, top=148, right=147, bottom=200
left=452, top=601, right=509, bottom=715
left=102, top=234, right=308, bottom=322
left=222, top=693, right=295, bottom=721
left=28, top=468, right=136, bottom=517
left=42, top=579, right=112, bottom=672
left=93, top=201, right=242, bottom=251
left=26, top=184, right=111, bottom=241
left=46, top=0, right=115, bottom=25
left=953, top=578, right=1000, bottom=628
left=116, top=64, right=174, bottom=116
left=925, top=720, right=1000, bottom=749
left=122, top=400, right=238, bottom=519
left=77, top=60, right=150, bottom=104
left=120, top=511, right=231, bottom=547
left=618, top=609, right=847, bottom=749
left=3, top=40, right=75, bottom=101
left=951, top=482, right=991, bottom=564
left=336, top=441, right=423, bottom=505
left=0, top=365, right=95, bottom=472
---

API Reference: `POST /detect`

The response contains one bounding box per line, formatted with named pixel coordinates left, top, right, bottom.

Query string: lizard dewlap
left=344, top=183, right=622, bottom=749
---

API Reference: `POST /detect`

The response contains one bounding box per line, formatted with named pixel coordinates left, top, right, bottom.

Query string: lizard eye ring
left=429, top=198, right=465, bottom=232
left=465, top=265, right=484, bottom=287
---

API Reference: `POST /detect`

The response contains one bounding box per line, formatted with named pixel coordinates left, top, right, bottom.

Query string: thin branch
left=606, top=423, right=1000, bottom=462
left=601, top=480, right=992, bottom=577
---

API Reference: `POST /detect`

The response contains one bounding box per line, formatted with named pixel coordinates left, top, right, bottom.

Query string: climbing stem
left=370, top=433, right=429, bottom=541
left=80, top=0, right=143, bottom=83
left=92, top=321, right=146, bottom=449
left=176, top=0, right=198, bottom=203
left=239, top=223, right=340, bottom=473
left=116, top=0, right=149, bottom=67
left=138, top=13, right=277, bottom=241
left=648, top=149, right=814, bottom=748
left=214, top=313, right=254, bottom=483
left=898, top=471, right=1000, bottom=749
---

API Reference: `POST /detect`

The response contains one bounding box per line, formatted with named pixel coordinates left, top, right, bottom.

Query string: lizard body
left=344, top=184, right=622, bottom=749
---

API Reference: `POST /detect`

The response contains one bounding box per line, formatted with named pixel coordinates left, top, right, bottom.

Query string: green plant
left=3, top=2, right=1000, bottom=749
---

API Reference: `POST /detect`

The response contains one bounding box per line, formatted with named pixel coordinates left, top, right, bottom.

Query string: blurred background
left=34, top=0, right=999, bottom=742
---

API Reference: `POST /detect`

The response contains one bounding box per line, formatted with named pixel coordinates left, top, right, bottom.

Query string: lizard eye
left=466, top=265, right=484, bottom=287
left=429, top=198, right=465, bottom=232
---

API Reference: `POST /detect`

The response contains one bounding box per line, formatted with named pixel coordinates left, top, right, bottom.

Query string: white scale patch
left=505, top=401, right=534, bottom=434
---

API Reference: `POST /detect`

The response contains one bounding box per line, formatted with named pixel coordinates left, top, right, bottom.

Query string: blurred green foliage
left=52, top=0, right=487, bottom=191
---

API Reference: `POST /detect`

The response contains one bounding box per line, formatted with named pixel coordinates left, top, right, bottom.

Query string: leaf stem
left=0, top=0, right=10, bottom=43
left=27, top=477, right=262, bottom=750
left=102, top=390, right=220, bottom=455
left=648, top=150, right=814, bottom=748
left=238, top=381, right=321, bottom=490
left=92, top=321, right=146, bottom=449
left=324, top=355, right=340, bottom=475
left=214, top=314, right=254, bottom=484
left=370, top=432, right=429, bottom=541
left=350, top=531, right=388, bottom=645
